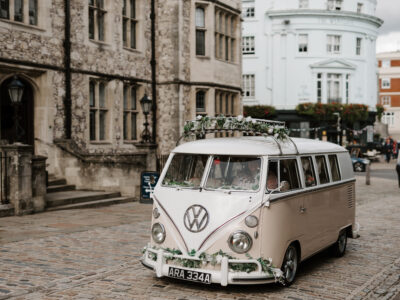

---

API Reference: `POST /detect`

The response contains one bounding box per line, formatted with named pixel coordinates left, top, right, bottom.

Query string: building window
left=357, top=3, right=363, bottom=13
left=381, top=96, right=391, bottom=106
left=242, top=36, right=255, bottom=55
left=123, top=84, right=138, bottom=141
left=0, top=0, right=9, bottom=19
left=317, top=73, right=322, bottom=103
left=356, top=37, right=362, bottom=55
left=298, top=34, right=308, bottom=53
left=14, top=0, right=22, bottom=22
left=242, top=1, right=255, bottom=18
left=327, top=73, right=342, bottom=103
left=381, top=60, right=390, bottom=68
left=243, top=74, right=255, bottom=98
left=122, top=0, right=137, bottom=49
left=299, top=0, right=308, bottom=8
left=215, top=90, right=236, bottom=116
left=195, top=6, right=206, bottom=56
left=89, top=0, right=106, bottom=41
left=89, top=80, right=108, bottom=141
left=382, top=112, right=395, bottom=126
left=327, top=35, right=341, bottom=54
left=196, top=90, right=206, bottom=113
left=0, top=0, right=37, bottom=25
left=215, top=8, right=237, bottom=62
left=381, top=78, right=391, bottom=89
left=327, top=0, right=342, bottom=10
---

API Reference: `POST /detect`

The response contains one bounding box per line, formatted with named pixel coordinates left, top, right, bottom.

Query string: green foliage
left=376, top=104, right=385, bottom=121
left=296, top=102, right=369, bottom=122
left=244, top=105, right=276, bottom=119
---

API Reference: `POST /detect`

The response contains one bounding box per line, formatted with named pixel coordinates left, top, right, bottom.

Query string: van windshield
left=205, top=156, right=261, bottom=191
left=162, top=154, right=208, bottom=188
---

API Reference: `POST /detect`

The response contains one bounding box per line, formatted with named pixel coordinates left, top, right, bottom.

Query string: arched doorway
left=0, top=76, right=34, bottom=146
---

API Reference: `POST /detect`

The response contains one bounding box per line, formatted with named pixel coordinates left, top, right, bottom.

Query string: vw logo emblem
left=184, top=205, right=209, bottom=233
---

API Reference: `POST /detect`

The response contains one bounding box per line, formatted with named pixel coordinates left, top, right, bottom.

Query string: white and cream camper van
left=141, top=117, right=356, bottom=286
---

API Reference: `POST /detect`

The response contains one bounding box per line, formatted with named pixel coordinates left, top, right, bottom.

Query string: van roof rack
left=176, top=115, right=299, bottom=155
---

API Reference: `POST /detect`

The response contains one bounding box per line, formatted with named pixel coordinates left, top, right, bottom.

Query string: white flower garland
left=183, top=115, right=289, bottom=140
left=142, top=246, right=285, bottom=284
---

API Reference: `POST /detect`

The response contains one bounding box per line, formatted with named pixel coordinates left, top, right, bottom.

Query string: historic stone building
left=156, top=0, right=242, bottom=154
left=0, top=0, right=242, bottom=199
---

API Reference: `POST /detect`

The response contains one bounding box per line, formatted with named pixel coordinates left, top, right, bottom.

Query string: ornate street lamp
left=8, top=76, right=24, bottom=143
left=140, top=94, right=152, bottom=143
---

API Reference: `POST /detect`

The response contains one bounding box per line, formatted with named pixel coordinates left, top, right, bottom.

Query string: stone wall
left=155, top=0, right=242, bottom=155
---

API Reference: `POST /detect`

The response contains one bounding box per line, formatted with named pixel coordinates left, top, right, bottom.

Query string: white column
left=341, top=73, right=346, bottom=104
left=322, top=72, right=327, bottom=104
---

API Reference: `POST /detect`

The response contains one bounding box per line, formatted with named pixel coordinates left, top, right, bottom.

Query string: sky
left=376, top=0, right=400, bottom=53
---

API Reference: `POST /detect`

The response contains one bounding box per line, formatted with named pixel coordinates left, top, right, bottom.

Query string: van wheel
left=331, top=230, right=347, bottom=257
left=280, top=244, right=299, bottom=286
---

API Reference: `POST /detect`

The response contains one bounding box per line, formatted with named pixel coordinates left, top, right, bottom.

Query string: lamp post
left=140, top=94, right=152, bottom=143
left=333, top=112, right=341, bottom=145
left=8, top=76, right=25, bottom=144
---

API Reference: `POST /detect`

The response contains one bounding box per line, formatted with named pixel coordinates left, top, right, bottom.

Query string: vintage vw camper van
left=141, top=132, right=356, bottom=286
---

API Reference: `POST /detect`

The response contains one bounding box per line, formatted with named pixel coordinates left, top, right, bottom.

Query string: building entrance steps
left=45, top=176, right=134, bottom=212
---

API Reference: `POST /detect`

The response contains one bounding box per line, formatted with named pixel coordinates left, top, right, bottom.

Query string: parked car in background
left=350, top=148, right=370, bottom=172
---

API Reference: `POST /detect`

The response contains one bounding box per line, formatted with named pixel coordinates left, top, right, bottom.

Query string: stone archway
left=0, top=76, right=34, bottom=147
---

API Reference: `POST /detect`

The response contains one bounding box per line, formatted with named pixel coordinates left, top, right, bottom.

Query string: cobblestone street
left=0, top=162, right=399, bottom=300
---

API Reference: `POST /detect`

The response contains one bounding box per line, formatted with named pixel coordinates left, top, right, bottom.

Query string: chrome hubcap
left=283, top=247, right=297, bottom=282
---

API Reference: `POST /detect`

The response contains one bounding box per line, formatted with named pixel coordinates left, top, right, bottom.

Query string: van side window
left=267, top=161, right=278, bottom=191
left=301, top=157, right=316, bottom=187
left=316, top=155, right=329, bottom=184
left=328, top=154, right=341, bottom=182
left=267, top=159, right=300, bottom=192
left=279, top=159, right=301, bottom=191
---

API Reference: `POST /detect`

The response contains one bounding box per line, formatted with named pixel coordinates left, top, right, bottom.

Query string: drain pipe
left=150, top=0, right=157, bottom=144
left=64, top=0, right=71, bottom=139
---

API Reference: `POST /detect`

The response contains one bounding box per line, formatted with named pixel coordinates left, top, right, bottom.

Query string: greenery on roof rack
left=183, top=115, right=289, bottom=140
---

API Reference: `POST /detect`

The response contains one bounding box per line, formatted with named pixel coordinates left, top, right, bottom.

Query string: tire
left=280, top=244, right=299, bottom=286
left=354, top=162, right=363, bottom=172
left=331, top=230, right=347, bottom=257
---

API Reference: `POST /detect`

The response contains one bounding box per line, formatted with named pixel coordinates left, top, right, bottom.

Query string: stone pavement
left=0, top=164, right=398, bottom=299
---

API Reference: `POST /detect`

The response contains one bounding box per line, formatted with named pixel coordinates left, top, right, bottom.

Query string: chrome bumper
left=141, top=247, right=276, bottom=286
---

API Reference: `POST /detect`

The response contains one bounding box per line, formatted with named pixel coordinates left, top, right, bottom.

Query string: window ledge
left=123, top=140, right=139, bottom=144
left=242, top=18, right=257, bottom=22
left=215, top=58, right=239, bottom=65
left=123, top=47, right=142, bottom=55
left=89, top=39, right=111, bottom=48
left=89, top=141, right=112, bottom=145
left=196, top=55, right=210, bottom=60
left=0, top=19, right=44, bottom=32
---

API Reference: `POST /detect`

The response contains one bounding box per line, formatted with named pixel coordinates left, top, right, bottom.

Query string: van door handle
left=300, top=206, right=307, bottom=213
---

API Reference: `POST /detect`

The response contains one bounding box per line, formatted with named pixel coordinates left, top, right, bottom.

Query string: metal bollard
left=366, top=163, right=370, bottom=185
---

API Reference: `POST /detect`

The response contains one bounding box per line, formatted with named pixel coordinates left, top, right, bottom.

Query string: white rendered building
left=242, top=0, right=383, bottom=110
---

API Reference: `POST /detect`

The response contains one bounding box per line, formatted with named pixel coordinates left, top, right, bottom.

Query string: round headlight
left=245, top=215, right=258, bottom=228
left=152, top=223, right=166, bottom=244
left=228, top=231, right=253, bottom=254
left=153, top=208, right=160, bottom=219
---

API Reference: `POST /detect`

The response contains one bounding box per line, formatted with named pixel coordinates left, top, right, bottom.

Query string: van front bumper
left=141, top=247, right=277, bottom=286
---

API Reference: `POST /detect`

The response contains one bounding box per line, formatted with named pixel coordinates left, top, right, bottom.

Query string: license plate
left=168, top=267, right=211, bottom=284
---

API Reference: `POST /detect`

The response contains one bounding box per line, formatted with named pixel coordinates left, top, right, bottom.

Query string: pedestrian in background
left=393, top=140, right=398, bottom=159
left=396, top=154, right=400, bottom=188
left=383, top=137, right=393, bottom=163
